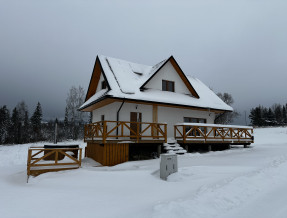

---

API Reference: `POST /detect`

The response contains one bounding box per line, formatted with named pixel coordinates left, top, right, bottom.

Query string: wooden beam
left=169, top=57, right=199, bottom=98
left=85, top=58, right=102, bottom=101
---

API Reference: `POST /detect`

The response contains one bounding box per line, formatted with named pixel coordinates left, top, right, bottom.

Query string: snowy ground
left=1, top=128, right=287, bottom=218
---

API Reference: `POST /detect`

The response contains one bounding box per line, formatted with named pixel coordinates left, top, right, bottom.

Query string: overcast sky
left=1, top=0, right=287, bottom=124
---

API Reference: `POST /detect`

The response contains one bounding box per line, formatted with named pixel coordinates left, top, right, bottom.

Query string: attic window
left=101, top=81, right=107, bottom=89
left=162, top=80, right=174, bottom=92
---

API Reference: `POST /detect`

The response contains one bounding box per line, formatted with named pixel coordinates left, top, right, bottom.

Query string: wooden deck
left=84, top=121, right=167, bottom=143
left=27, top=147, right=82, bottom=179
left=174, top=123, right=254, bottom=145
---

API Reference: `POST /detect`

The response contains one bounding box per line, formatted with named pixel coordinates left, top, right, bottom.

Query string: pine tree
left=249, top=106, right=264, bottom=126
left=282, top=105, right=287, bottom=125
left=63, top=106, right=70, bottom=139
left=9, top=107, right=20, bottom=144
left=23, top=111, right=30, bottom=143
left=31, top=102, right=43, bottom=142
left=267, top=108, right=275, bottom=126
left=273, top=104, right=283, bottom=124
left=0, top=106, right=11, bottom=144
left=262, top=107, right=269, bottom=126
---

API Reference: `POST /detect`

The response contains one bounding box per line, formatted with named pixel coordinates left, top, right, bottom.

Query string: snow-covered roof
left=80, top=55, right=233, bottom=112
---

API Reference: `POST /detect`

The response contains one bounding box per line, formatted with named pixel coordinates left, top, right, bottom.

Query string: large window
left=184, top=117, right=206, bottom=124
left=162, top=80, right=174, bottom=92
left=184, top=117, right=206, bottom=135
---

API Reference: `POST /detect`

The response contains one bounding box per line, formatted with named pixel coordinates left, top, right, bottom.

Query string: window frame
left=183, top=117, right=207, bottom=136
left=162, top=80, right=175, bottom=92
left=101, top=81, right=107, bottom=89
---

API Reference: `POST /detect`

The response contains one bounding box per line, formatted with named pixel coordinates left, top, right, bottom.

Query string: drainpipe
left=116, top=100, right=125, bottom=138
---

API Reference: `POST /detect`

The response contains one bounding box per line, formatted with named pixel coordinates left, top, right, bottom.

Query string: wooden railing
left=84, top=121, right=167, bottom=143
left=27, top=147, right=82, bottom=178
left=174, top=123, right=254, bottom=144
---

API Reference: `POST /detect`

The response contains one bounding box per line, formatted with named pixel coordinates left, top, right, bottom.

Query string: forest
left=0, top=86, right=89, bottom=145
left=249, top=104, right=287, bottom=127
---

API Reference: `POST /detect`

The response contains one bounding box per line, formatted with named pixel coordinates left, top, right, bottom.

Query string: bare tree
left=215, top=92, right=239, bottom=124
left=65, top=86, right=87, bottom=139
left=16, top=101, right=28, bottom=123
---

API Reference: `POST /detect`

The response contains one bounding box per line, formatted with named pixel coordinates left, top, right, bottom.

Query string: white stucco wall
left=92, top=102, right=215, bottom=138
left=158, top=106, right=215, bottom=137
left=144, top=61, right=190, bottom=94
left=92, top=102, right=153, bottom=136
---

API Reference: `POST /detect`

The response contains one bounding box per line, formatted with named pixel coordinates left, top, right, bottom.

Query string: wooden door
left=130, top=112, right=142, bottom=139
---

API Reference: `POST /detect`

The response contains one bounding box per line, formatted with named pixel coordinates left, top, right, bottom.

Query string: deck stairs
left=163, top=139, right=187, bottom=155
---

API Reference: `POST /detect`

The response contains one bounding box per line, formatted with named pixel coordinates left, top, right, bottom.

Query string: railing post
left=27, top=149, right=32, bottom=177
left=55, top=150, right=58, bottom=164
left=164, top=124, right=167, bottom=143
left=137, top=122, right=139, bottom=143
left=205, top=127, right=207, bottom=143
left=121, top=122, right=124, bottom=137
left=174, top=125, right=176, bottom=140
left=183, top=125, right=186, bottom=143
left=103, top=121, right=107, bottom=143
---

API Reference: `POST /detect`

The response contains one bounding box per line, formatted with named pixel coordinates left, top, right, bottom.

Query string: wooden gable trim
left=118, top=98, right=227, bottom=113
left=85, top=56, right=111, bottom=101
left=80, top=98, right=117, bottom=112
left=140, top=58, right=170, bottom=90
left=81, top=94, right=231, bottom=113
left=169, top=56, right=200, bottom=98
left=140, top=56, right=200, bottom=99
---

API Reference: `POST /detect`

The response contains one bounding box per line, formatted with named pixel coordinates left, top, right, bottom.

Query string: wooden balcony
left=174, top=123, right=254, bottom=144
left=84, top=121, right=167, bottom=143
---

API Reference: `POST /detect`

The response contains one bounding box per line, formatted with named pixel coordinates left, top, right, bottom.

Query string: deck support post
left=207, top=145, right=212, bottom=152
left=185, top=145, right=188, bottom=152
left=244, top=144, right=249, bottom=148
left=157, top=144, right=161, bottom=157
left=227, top=144, right=231, bottom=149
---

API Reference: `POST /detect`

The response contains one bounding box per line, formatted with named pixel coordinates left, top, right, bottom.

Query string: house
left=80, top=55, right=253, bottom=166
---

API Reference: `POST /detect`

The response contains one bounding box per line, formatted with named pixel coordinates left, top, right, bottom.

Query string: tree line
left=249, top=104, right=287, bottom=126
left=0, top=86, right=88, bottom=145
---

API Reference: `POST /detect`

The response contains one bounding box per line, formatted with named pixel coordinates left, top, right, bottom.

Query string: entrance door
left=130, top=112, right=142, bottom=139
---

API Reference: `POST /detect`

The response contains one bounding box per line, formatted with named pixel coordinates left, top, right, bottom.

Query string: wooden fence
left=174, top=123, right=254, bottom=144
left=84, top=121, right=167, bottom=143
left=27, top=147, right=82, bottom=179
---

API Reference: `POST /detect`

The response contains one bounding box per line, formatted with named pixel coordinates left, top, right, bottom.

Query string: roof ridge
left=99, top=54, right=151, bottom=68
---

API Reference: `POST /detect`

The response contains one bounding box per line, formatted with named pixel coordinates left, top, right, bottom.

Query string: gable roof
left=85, top=56, right=111, bottom=101
left=140, top=56, right=199, bottom=98
left=80, top=55, right=233, bottom=112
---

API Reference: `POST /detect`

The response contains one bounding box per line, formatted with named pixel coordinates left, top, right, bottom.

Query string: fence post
left=79, top=148, right=82, bottom=167
left=27, top=149, right=32, bottom=178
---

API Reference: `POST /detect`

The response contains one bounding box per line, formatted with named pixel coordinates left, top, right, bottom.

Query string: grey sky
left=1, top=0, right=287, bottom=124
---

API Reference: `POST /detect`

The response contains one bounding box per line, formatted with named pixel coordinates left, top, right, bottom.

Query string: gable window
left=162, top=80, right=174, bottom=92
left=101, top=81, right=107, bottom=89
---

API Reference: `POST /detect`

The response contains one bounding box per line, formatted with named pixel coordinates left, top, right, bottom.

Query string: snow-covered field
left=1, top=128, right=287, bottom=218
